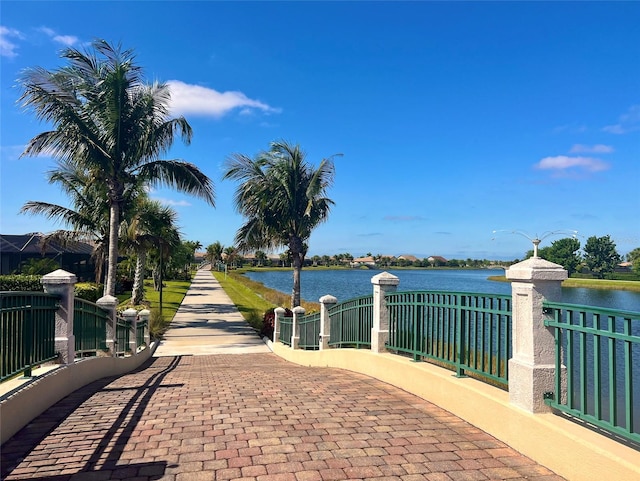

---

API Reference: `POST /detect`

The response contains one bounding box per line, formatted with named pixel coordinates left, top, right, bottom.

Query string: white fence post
left=96, top=295, right=118, bottom=356
left=138, top=309, right=151, bottom=347
left=274, top=307, right=285, bottom=343
left=291, top=306, right=305, bottom=349
left=122, top=308, right=138, bottom=354
left=41, top=269, right=77, bottom=365
left=506, top=257, right=567, bottom=413
left=371, top=272, right=399, bottom=353
left=319, top=295, right=337, bottom=350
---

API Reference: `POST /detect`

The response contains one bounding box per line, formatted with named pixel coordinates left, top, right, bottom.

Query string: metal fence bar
left=115, top=316, right=130, bottom=356
left=298, top=312, right=321, bottom=350
left=386, top=291, right=511, bottom=388
left=327, top=296, right=373, bottom=348
left=73, top=298, right=109, bottom=355
left=1, top=292, right=58, bottom=381
left=544, top=301, right=640, bottom=445
left=279, top=317, right=293, bottom=346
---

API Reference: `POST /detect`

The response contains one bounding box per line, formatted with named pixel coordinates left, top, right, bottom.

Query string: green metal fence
left=386, top=291, right=512, bottom=388
left=115, top=317, right=130, bottom=356
left=543, top=301, right=640, bottom=444
left=328, top=295, right=373, bottom=348
left=299, top=312, right=321, bottom=350
left=1, top=292, right=59, bottom=381
left=137, top=318, right=147, bottom=349
left=279, top=316, right=293, bottom=346
left=74, top=298, right=108, bottom=355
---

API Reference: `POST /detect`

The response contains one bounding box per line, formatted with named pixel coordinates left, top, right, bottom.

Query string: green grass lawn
left=211, top=269, right=320, bottom=331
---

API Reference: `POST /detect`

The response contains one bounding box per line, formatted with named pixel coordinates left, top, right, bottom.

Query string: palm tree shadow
left=0, top=356, right=184, bottom=479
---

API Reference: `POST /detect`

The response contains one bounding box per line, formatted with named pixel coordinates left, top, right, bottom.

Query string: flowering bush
left=260, top=307, right=292, bottom=341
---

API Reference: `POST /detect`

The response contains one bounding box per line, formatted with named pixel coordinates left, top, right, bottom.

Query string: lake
left=243, top=268, right=640, bottom=312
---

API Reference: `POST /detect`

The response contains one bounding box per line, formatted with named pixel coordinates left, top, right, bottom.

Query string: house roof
left=0, top=233, right=94, bottom=256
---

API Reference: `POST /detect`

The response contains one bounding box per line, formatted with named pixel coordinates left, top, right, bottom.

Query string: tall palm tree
left=121, top=197, right=178, bottom=305
left=224, top=141, right=337, bottom=307
left=19, top=40, right=215, bottom=296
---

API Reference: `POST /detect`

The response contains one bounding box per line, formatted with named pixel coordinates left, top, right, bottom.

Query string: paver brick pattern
left=1, top=353, right=566, bottom=481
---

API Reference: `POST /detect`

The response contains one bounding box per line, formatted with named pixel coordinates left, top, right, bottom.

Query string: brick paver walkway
left=1, top=353, right=565, bottom=481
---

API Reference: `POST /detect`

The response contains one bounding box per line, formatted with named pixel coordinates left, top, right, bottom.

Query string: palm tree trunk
left=290, top=236, right=304, bottom=308
left=105, top=202, right=120, bottom=296
left=132, top=248, right=146, bottom=305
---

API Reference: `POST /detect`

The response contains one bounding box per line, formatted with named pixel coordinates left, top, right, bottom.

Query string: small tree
left=626, top=247, right=640, bottom=274
left=583, top=235, right=621, bottom=278
left=534, top=237, right=582, bottom=275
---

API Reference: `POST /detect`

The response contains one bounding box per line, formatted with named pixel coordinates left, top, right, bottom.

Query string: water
left=244, top=268, right=640, bottom=312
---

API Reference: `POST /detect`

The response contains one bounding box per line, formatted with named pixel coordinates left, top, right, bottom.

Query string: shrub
left=149, top=308, right=168, bottom=340
left=0, top=274, right=43, bottom=292
left=75, top=283, right=102, bottom=302
left=261, top=307, right=293, bottom=341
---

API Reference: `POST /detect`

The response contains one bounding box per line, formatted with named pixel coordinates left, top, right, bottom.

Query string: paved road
left=1, top=270, right=566, bottom=481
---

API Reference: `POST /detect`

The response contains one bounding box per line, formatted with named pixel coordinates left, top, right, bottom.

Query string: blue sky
left=1, top=1, right=639, bottom=260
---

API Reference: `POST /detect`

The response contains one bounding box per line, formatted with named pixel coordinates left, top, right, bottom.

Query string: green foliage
left=17, top=257, right=61, bottom=275
left=149, top=308, right=168, bottom=340
left=75, top=283, right=102, bottom=302
left=583, top=235, right=621, bottom=278
left=627, top=247, right=640, bottom=274
left=0, top=275, right=43, bottom=291
left=538, top=237, right=582, bottom=275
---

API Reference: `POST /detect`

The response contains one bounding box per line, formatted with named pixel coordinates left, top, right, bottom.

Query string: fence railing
left=299, top=312, right=321, bottom=350
left=279, top=316, right=293, bottom=346
left=543, top=301, right=640, bottom=444
left=115, top=317, right=131, bottom=356
left=74, top=298, right=109, bottom=355
left=386, top=291, right=512, bottom=388
left=1, top=292, right=59, bottom=381
left=328, top=295, right=373, bottom=348
left=137, top=318, right=147, bottom=349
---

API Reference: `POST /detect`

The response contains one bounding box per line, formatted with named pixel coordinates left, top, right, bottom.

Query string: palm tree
left=121, top=198, right=178, bottom=305
left=224, top=140, right=337, bottom=307
left=20, top=159, right=111, bottom=283
left=205, top=241, right=224, bottom=267
left=19, top=40, right=215, bottom=296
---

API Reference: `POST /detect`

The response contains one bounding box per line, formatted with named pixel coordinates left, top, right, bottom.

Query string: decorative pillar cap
left=274, top=307, right=286, bottom=314
left=320, top=294, right=338, bottom=304
left=96, top=295, right=118, bottom=306
left=371, top=271, right=400, bottom=286
left=293, top=306, right=306, bottom=314
left=122, top=308, right=138, bottom=318
left=40, top=269, right=77, bottom=285
left=506, top=257, right=568, bottom=281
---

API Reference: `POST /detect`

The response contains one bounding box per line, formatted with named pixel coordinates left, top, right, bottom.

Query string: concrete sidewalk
left=153, top=269, right=270, bottom=356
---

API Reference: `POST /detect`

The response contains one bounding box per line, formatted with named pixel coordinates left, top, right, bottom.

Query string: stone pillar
left=122, top=308, right=138, bottom=354
left=41, top=269, right=77, bottom=365
left=371, top=272, right=399, bottom=353
left=506, top=257, right=567, bottom=413
left=96, top=295, right=118, bottom=356
left=274, top=307, right=285, bottom=343
left=319, top=295, right=337, bottom=350
left=138, top=309, right=151, bottom=347
left=291, top=306, right=305, bottom=349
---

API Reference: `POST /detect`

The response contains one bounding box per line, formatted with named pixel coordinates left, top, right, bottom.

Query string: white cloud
left=151, top=196, right=192, bottom=207
left=603, top=105, right=640, bottom=134
left=167, top=80, right=280, bottom=118
left=569, top=144, right=614, bottom=154
left=38, top=27, right=78, bottom=46
left=0, top=26, right=23, bottom=58
left=535, top=155, right=610, bottom=172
